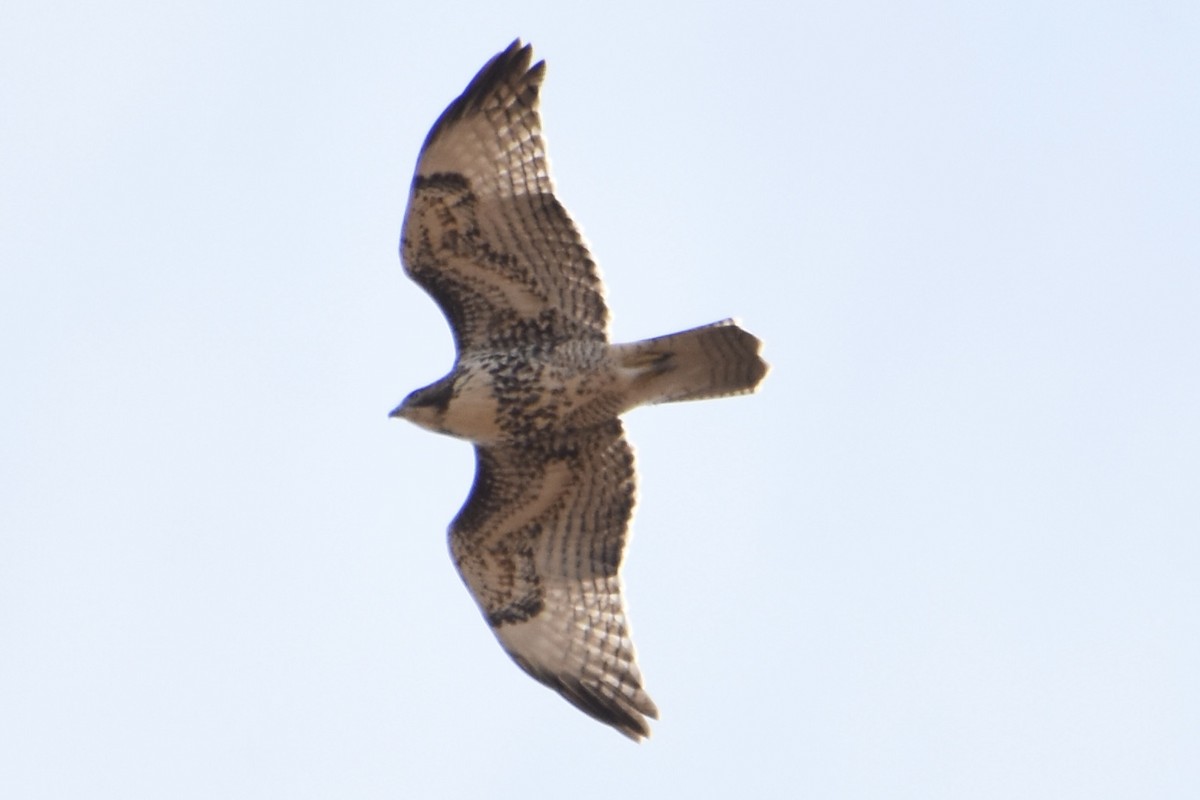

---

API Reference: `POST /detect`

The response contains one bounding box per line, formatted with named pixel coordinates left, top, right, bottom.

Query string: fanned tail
left=616, top=319, right=768, bottom=408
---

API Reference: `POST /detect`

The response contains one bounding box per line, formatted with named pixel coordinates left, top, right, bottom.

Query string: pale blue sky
left=2, top=1, right=1197, bottom=798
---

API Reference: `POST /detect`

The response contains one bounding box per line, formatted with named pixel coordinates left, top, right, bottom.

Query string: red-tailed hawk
left=390, top=40, right=767, bottom=740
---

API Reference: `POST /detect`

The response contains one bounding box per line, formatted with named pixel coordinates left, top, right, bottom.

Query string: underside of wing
left=401, top=40, right=609, bottom=353
left=448, top=419, right=658, bottom=740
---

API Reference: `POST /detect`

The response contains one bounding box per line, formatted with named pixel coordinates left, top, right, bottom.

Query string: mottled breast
left=443, top=342, right=622, bottom=444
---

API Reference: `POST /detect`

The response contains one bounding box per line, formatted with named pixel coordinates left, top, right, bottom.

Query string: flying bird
left=390, top=40, right=767, bottom=740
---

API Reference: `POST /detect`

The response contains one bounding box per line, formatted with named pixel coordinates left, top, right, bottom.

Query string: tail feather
left=617, top=319, right=768, bottom=408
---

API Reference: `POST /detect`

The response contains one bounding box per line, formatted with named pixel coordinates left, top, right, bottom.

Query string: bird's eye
left=413, top=382, right=453, bottom=411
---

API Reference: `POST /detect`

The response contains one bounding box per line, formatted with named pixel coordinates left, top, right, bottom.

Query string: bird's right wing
left=448, top=419, right=658, bottom=740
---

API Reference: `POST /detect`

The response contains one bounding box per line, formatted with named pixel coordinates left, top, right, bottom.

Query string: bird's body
left=391, top=41, right=767, bottom=740
left=400, top=323, right=760, bottom=443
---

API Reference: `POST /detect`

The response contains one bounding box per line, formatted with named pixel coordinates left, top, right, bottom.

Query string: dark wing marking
left=400, top=40, right=609, bottom=354
left=449, top=419, right=658, bottom=740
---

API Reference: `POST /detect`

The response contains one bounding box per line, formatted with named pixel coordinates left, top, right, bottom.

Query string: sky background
left=2, top=1, right=1198, bottom=797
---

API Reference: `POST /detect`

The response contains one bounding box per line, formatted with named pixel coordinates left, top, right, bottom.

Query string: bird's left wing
left=448, top=419, right=659, bottom=740
left=401, top=40, right=609, bottom=354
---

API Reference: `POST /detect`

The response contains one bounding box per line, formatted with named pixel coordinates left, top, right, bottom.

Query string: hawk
left=390, top=40, right=767, bottom=740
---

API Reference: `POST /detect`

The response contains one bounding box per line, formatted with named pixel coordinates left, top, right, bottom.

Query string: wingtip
left=544, top=671, right=659, bottom=742
left=419, top=39, right=545, bottom=156
left=500, top=38, right=543, bottom=71
left=502, top=639, right=659, bottom=741
left=562, top=677, right=658, bottom=742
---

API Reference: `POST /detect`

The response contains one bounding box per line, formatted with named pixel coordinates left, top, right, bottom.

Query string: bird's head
left=388, top=378, right=453, bottom=432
